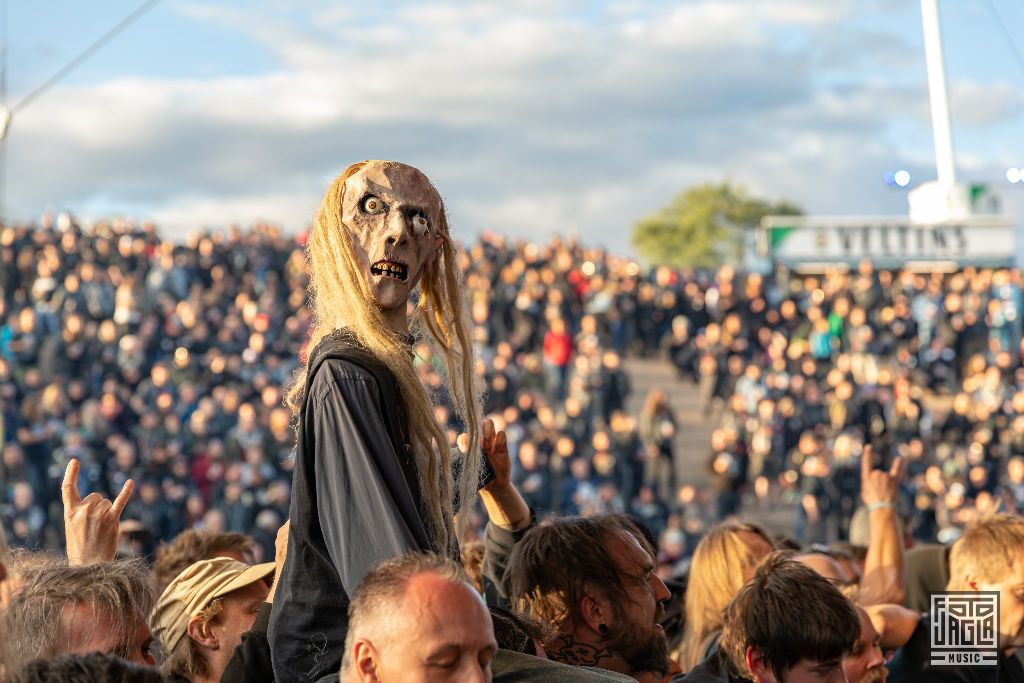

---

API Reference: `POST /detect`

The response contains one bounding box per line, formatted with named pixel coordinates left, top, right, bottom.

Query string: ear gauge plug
left=598, top=624, right=609, bottom=635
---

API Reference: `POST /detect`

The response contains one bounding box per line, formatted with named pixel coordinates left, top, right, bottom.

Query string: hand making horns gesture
left=860, top=445, right=905, bottom=508
left=62, top=458, right=134, bottom=565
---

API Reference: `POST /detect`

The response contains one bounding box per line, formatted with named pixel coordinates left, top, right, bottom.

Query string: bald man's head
left=342, top=553, right=496, bottom=683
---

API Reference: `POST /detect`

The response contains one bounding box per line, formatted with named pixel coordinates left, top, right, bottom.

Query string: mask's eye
left=361, top=195, right=386, bottom=215
left=411, top=214, right=430, bottom=237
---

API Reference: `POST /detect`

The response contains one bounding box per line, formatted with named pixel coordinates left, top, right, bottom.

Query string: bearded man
left=269, top=161, right=486, bottom=681
left=505, top=514, right=673, bottom=682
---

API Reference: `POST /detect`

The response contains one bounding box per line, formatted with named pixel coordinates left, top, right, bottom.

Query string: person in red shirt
left=543, top=317, right=573, bottom=400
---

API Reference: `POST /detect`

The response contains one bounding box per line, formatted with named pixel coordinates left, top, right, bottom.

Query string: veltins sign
left=761, top=215, right=1015, bottom=266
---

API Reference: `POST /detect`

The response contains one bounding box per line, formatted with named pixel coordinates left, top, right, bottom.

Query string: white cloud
left=950, top=80, right=1024, bottom=126
left=6, top=0, right=1022, bottom=255
left=149, top=190, right=320, bottom=236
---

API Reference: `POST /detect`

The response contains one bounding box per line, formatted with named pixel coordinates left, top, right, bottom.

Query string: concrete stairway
left=622, top=357, right=715, bottom=489
left=622, top=356, right=797, bottom=536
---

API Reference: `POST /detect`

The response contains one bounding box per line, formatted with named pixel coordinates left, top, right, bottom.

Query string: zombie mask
left=342, top=160, right=444, bottom=315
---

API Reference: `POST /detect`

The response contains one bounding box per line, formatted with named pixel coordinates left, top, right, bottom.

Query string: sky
left=4, top=0, right=1024, bottom=256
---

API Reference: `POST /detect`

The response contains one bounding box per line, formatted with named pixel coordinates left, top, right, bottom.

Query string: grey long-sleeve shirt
left=269, top=337, right=434, bottom=682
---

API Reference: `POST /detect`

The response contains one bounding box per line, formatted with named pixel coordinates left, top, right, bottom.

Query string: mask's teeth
left=372, top=261, right=407, bottom=280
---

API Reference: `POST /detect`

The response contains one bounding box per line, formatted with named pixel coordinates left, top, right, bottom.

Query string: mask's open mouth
left=371, top=259, right=409, bottom=282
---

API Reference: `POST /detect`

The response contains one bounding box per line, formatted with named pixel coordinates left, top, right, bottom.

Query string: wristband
left=867, top=501, right=894, bottom=512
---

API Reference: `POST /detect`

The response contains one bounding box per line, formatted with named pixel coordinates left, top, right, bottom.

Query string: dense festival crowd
left=4, top=216, right=1024, bottom=559
left=2, top=213, right=1024, bottom=681
left=1, top=423, right=1022, bottom=682
left=678, top=263, right=1024, bottom=549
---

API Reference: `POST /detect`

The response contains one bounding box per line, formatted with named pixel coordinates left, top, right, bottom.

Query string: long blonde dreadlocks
left=285, top=160, right=482, bottom=555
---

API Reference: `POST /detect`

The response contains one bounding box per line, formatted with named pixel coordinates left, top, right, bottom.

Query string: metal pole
left=1, top=0, right=7, bottom=224
left=920, top=0, right=956, bottom=187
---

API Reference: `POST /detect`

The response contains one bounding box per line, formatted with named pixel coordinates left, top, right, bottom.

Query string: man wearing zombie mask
left=269, top=161, right=494, bottom=680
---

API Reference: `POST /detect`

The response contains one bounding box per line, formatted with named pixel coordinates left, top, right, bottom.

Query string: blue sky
left=5, top=0, right=1024, bottom=255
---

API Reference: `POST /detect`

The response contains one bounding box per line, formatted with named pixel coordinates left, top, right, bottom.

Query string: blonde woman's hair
left=284, top=160, right=482, bottom=556
left=677, top=521, right=774, bottom=670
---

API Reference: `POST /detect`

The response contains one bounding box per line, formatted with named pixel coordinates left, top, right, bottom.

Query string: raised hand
left=476, top=418, right=531, bottom=531
left=859, top=445, right=908, bottom=605
left=481, top=418, right=511, bottom=493
left=861, top=445, right=904, bottom=507
left=62, top=458, right=134, bottom=565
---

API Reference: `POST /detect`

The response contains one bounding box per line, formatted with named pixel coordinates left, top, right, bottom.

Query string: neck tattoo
left=548, top=634, right=616, bottom=668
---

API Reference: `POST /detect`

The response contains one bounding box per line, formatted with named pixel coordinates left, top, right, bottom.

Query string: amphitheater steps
left=622, top=356, right=797, bottom=536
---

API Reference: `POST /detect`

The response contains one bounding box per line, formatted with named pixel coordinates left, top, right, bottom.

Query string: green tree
left=631, top=182, right=801, bottom=268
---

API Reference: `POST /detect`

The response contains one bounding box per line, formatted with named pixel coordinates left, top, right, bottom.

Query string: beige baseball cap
left=151, top=556, right=274, bottom=652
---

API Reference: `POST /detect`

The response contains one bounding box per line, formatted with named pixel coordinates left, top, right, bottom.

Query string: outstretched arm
left=858, top=447, right=906, bottom=606
left=477, top=419, right=531, bottom=531
left=474, top=419, right=535, bottom=605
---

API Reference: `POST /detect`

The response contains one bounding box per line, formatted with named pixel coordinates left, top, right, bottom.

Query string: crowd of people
left=3, top=207, right=1024, bottom=681
left=4, top=216, right=1024, bottom=562
left=673, top=263, right=1024, bottom=550
left=1, top=451, right=1022, bottom=682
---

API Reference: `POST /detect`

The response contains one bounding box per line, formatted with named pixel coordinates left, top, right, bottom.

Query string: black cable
left=10, top=0, right=161, bottom=114
left=984, top=0, right=1024, bottom=81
